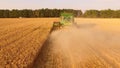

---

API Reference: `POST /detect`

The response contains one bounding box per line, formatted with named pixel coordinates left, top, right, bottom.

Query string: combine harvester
left=53, top=13, right=77, bottom=30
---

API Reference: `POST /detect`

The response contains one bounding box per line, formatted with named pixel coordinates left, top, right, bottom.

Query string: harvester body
left=60, top=13, right=74, bottom=26
left=53, top=13, right=75, bottom=30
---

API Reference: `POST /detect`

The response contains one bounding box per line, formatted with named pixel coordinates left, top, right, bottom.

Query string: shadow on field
left=32, top=24, right=65, bottom=68
left=32, top=37, right=51, bottom=68
left=31, top=23, right=97, bottom=68
left=32, top=36, right=65, bottom=68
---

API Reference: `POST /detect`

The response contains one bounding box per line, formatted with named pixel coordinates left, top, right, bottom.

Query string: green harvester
left=53, top=13, right=75, bottom=30
left=60, top=13, right=74, bottom=26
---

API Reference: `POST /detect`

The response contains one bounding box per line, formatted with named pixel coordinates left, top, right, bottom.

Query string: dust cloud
left=34, top=23, right=120, bottom=68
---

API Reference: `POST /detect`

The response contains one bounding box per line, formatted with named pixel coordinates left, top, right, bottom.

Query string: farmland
left=0, top=18, right=56, bottom=68
left=0, top=18, right=120, bottom=68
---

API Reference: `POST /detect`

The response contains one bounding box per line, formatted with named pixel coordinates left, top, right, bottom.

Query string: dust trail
left=34, top=23, right=120, bottom=68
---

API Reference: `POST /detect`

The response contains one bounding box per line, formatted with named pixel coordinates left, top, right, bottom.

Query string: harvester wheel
left=53, top=22, right=61, bottom=30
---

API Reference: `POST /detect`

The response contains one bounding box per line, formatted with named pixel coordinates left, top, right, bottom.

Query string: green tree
left=9, top=10, right=19, bottom=18
left=84, top=10, right=100, bottom=18
left=99, top=9, right=114, bottom=18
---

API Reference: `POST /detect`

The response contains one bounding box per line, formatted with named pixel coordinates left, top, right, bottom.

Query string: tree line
left=0, top=9, right=120, bottom=18
left=84, top=9, right=120, bottom=18
left=0, top=9, right=82, bottom=18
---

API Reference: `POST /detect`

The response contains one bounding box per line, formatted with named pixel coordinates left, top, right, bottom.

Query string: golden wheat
left=0, top=18, right=55, bottom=68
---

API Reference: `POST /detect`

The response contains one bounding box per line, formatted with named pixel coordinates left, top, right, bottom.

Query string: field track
left=0, top=18, right=120, bottom=68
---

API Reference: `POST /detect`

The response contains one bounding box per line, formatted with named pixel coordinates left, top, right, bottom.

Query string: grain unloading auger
left=53, top=13, right=76, bottom=30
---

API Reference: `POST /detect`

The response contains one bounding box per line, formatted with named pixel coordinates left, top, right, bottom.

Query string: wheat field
left=0, top=18, right=57, bottom=68
left=0, top=18, right=120, bottom=68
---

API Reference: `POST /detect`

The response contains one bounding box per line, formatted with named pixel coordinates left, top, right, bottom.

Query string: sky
left=0, top=0, right=120, bottom=11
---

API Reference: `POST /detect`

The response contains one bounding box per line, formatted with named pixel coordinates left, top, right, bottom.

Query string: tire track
left=0, top=25, right=42, bottom=49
